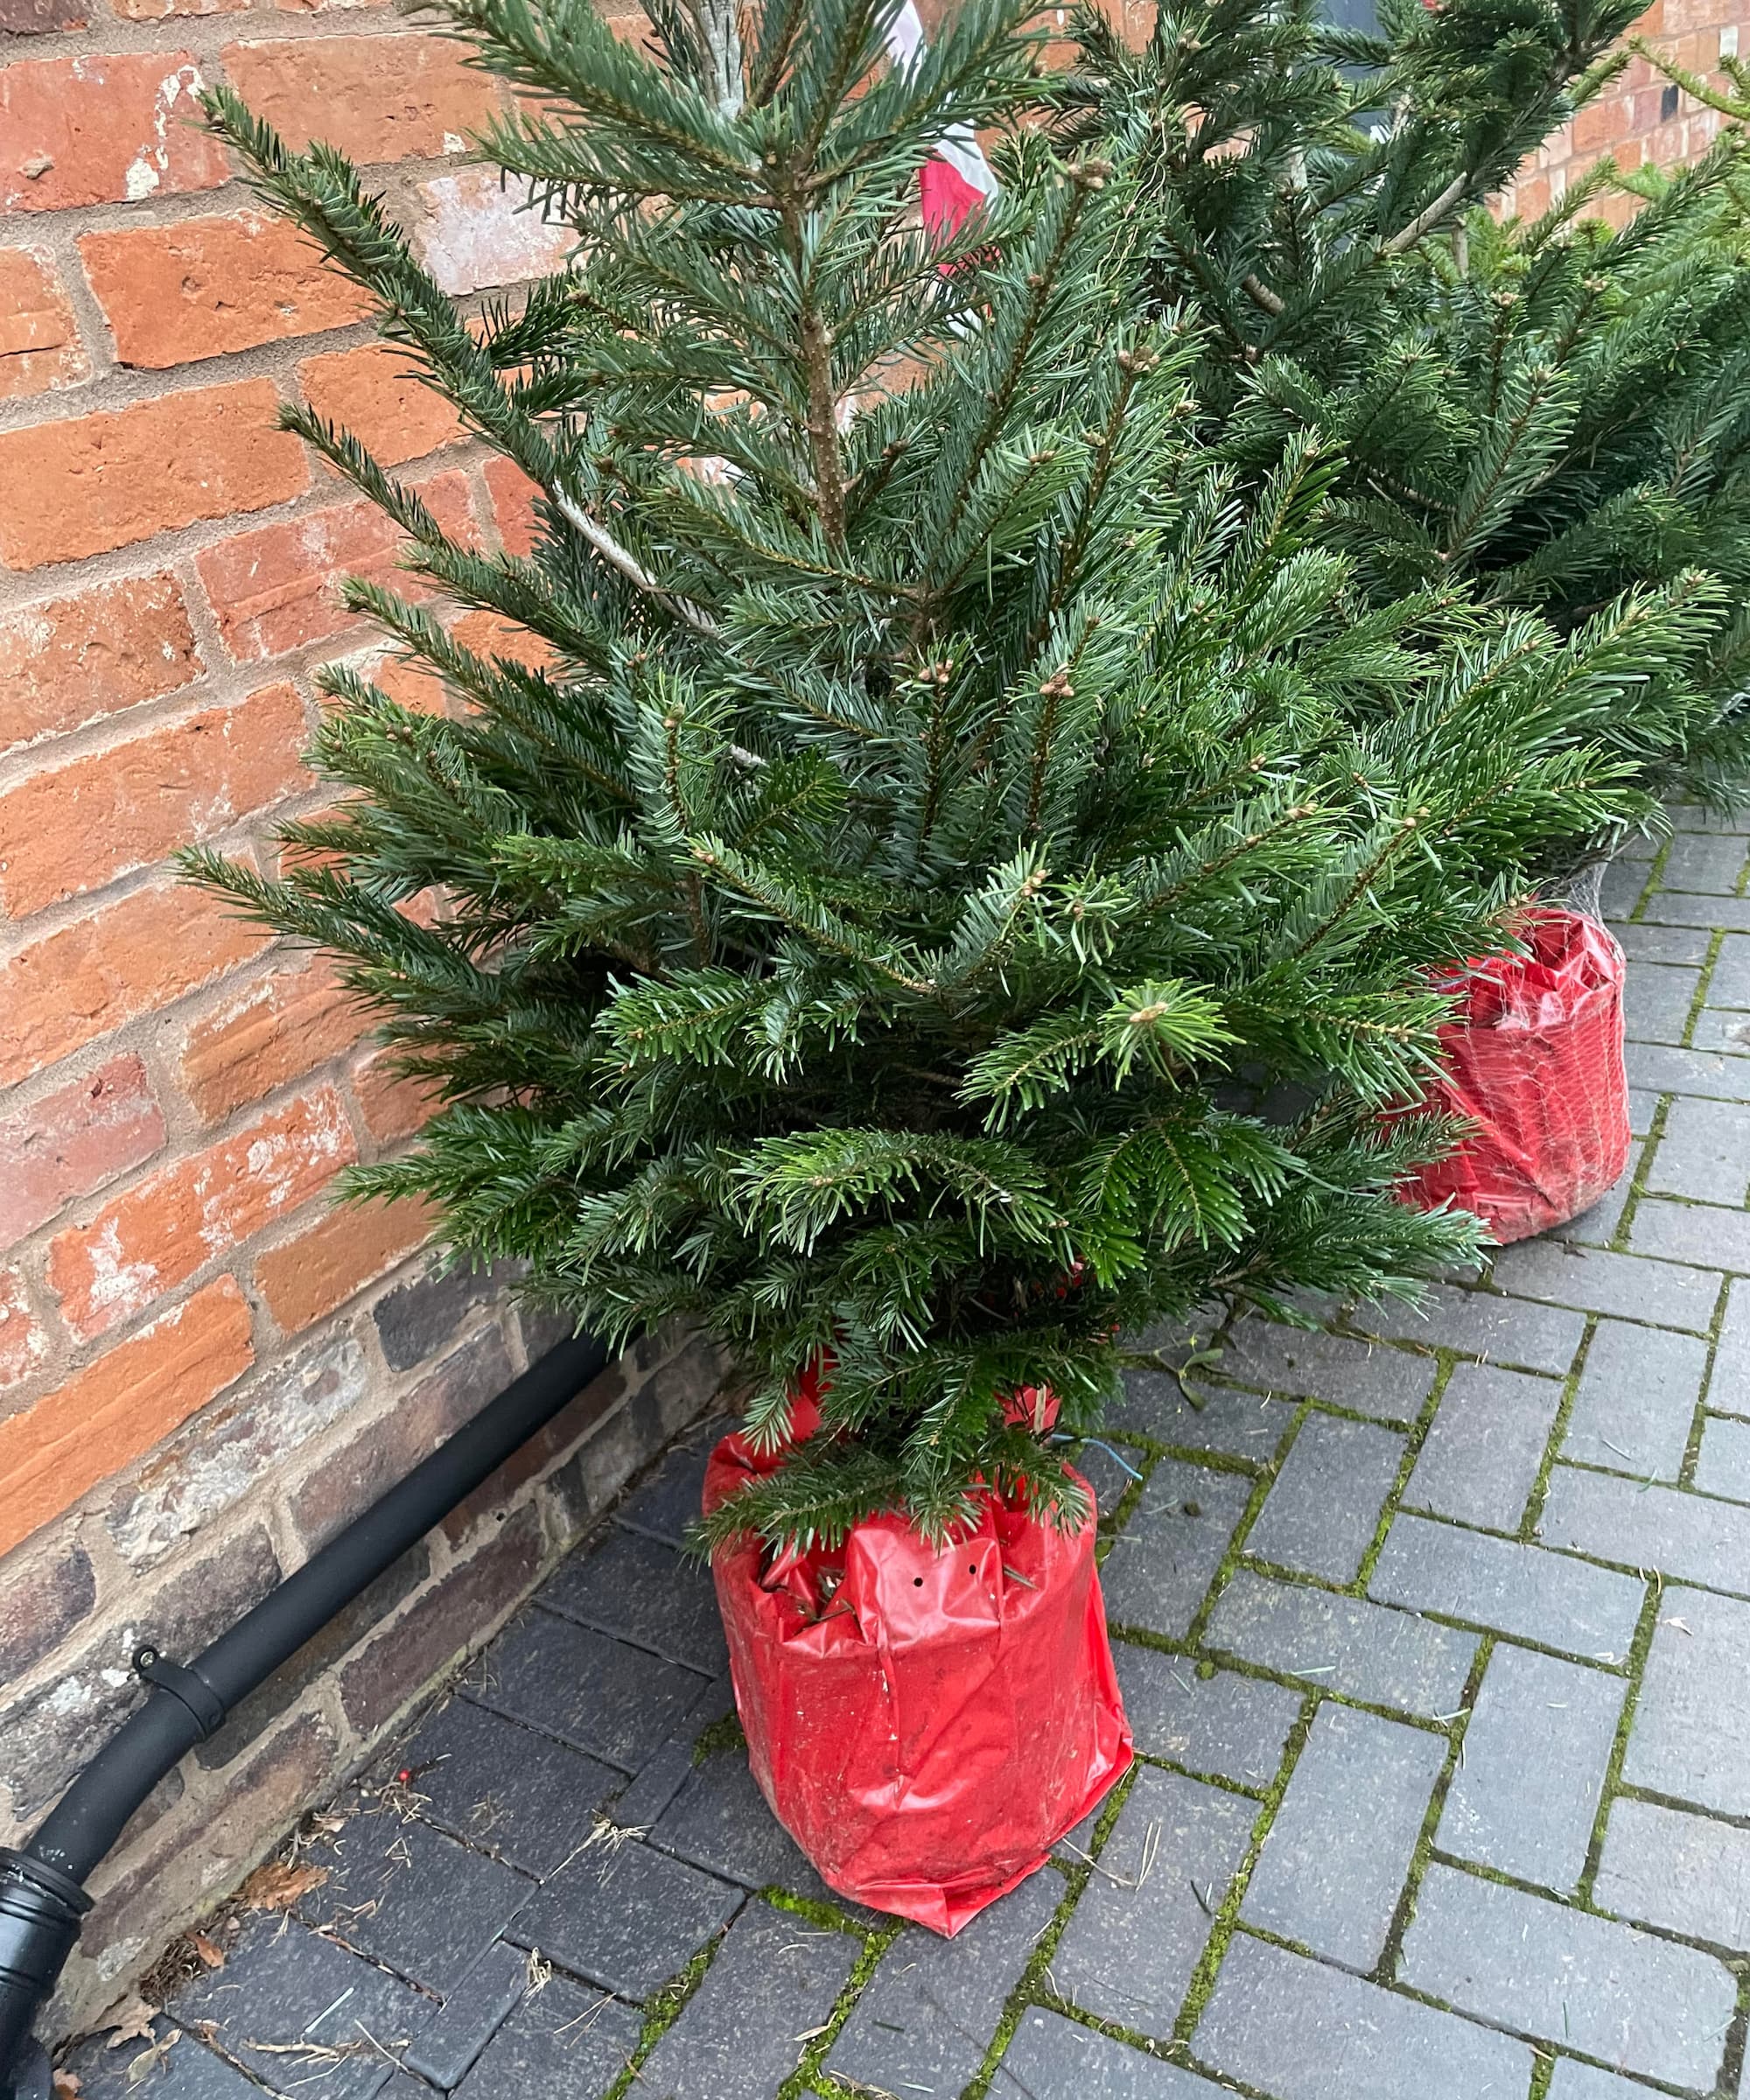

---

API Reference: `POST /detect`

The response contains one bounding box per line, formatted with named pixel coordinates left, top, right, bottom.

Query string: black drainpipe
left=0, top=1327, right=610, bottom=2100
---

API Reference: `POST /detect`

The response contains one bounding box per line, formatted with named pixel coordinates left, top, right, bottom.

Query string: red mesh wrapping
left=702, top=1374, right=1131, bottom=1936
left=1398, top=907, right=1631, bottom=1243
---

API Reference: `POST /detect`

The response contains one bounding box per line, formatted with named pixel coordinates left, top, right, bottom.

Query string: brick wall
left=0, top=0, right=729, bottom=2043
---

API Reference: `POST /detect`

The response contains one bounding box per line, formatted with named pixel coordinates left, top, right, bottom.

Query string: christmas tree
left=192, top=0, right=1663, bottom=1551
left=1061, top=0, right=1750, bottom=809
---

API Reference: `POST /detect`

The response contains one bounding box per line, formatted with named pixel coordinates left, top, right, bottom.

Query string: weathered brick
left=1205, top=1571, right=1478, bottom=1717
left=401, top=1940, right=527, bottom=2090
left=1547, top=2062, right=1662, bottom=2099
left=0, top=1537, right=95, bottom=1682
left=1399, top=1862, right=1735, bottom=2089
left=0, top=382, right=308, bottom=570
left=1099, top=1460, right=1254, bottom=1636
left=1622, top=959, right=1699, bottom=1042
left=1647, top=1095, right=1750, bottom=1204
left=178, top=960, right=360, bottom=1124
left=1710, top=1278, right=1750, bottom=1411
left=220, top=36, right=500, bottom=162
left=80, top=213, right=372, bottom=369
left=298, top=341, right=465, bottom=465
left=1438, top=1644, right=1622, bottom=1892
left=256, top=1194, right=430, bottom=1334
left=292, top=1326, right=510, bottom=1546
left=0, top=0, right=86, bottom=32
left=1242, top=1702, right=1443, bottom=1967
left=1111, top=1644, right=1300, bottom=1787
left=0, top=1276, right=253, bottom=1559
left=484, top=454, right=543, bottom=556
left=0, top=575, right=200, bottom=754
left=0, top=53, right=229, bottom=214
left=1405, top=1362, right=1562, bottom=1531
left=339, top=1501, right=542, bottom=1733
left=1349, top=1281, right=1586, bottom=1375
left=0, top=247, right=85, bottom=400
left=108, top=1328, right=367, bottom=1568
left=195, top=472, right=474, bottom=662
left=372, top=1257, right=510, bottom=1370
left=1596, top=1796, right=1750, bottom=1949
left=411, top=165, right=573, bottom=295
left=0, top=1054, right=164, bottom=1251
left=1248, top=1412, right=1404, bottom=1582
left=0, top=1268, right=47, bottom=1392
left=0, top=885, right=267, bottom=1089
left=1539, top=1466, right=1750, bottom=1594
left=349, top=1045, right=444, bottom=1140
left=1691, top=1004, right=1750, bottom=1054
left=540, top=1524, right=725, bottom=1675
left=1630, top=1195, right=1750, bottom=1272
left=1709, top=931, right=1750, bottom=1005
left=1564, top=1318, right=1707, bottom=1478
left=508, top=1836, right=741, bottom=2000
left=449, top=1976, right=640, bottom=2100
left=0, top=684, right=311, bottom=920
left=1622, top=1585, right=1750, bottom=1813
left=48, top=1086, right=356, bottom=1338
left=1205, top=1935, right=1530, bottom=2100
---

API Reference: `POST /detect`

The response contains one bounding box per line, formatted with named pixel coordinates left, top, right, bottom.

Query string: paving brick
left=1620, top=922, right=1714, bottom=965
left=388, top=1695, right=620, bottom=1876
left=611, top=1738, right=696, bottom=1833
left=1635, top=1193, right=1750, bottom=1271
left=1240, top=1702, right=1443, bottom=1967
left=372, top=1259, right=514, bottom=1371
left=170, top=1914, right=434, bottom=2099
left=1369, top=1515, right=1643, bottom=1663
left=1246, top=1413, right=1405, bottom=1582
left=1623, top=961, right=1700, bottom=1042
left=402, top=1941, right=528, bottom=2089
left=1438, top=1644, right=1623, bottom=1893
left=1639, top=892, right=1750, bottom=932
left=1647, top=1096, right=1750, bottom=1205
left=650, top=1751, right=833, bottom=1903
left=1691, top=1007, right=1750, bottom=1056
left=824, top=1865, right=1061, bottom=2095
left=640, top=1898, right=858, bottom=2100
left=1711, top=933, right=1750, bottom=1005
left=1628, top=1088, right=1659, bottom=1138
left=452, top=1976, right=641, bottom=2099
left=1596, top=1796, right=1750, bottom=1953
left=1660, top=831, right=1747, bottom=892
left=1398, top=1862, right=1735, bottom=2089
left=1111, top=1644, right=1300, bottom=1787
left=1208, top=1320, right=1438, bottom=1420
left=1622, top=1586, right=1750, bottom=1814
left=1489, top=1241, right=1720, bottom=1334
left=508, top=1838, right=740, bottom=1999
left=1050, top=1768, right=1253, bottom=2035
left=1548, top=1153, right=1637, bottom=1247
left=992, top=2009, right=1226, bottom=2096
left=1539, top=1467, right=1750, bottom=1595
left=1194, top=1934, right=1533, bottom=2100
left=1107, top=1368, right=1296, bottom=1461
left=298, top=1810, right=533, bottom=1997
left=1405, top=1362, right=1563, bottom=1531
left=538, top=1525, right=728, bottom=1676
left=1205, top=1572, right=1477, bottom=1717
left=1547, top=2062, right=1659, bottom=2098
left=1627, top=1041, right=1750, bottom=1102
left=59, top=2021, right=262, bottom=2098
left=1600, top=858, right=1649, bottom=916
left=1564, top=1319, right=1708, bottom=1478
left=615, top=1423, right=732, bottom=1546
left=1694, top=1415, right=1750, bottom=1500
left=1098, top=1460, right=1254, bottom=1637
left=1711, top=1280, right=1750, bottom=1413
left=469, top=1607, right=715, bottom=1774
left=1348, top=1282, right=1586, bottom=1375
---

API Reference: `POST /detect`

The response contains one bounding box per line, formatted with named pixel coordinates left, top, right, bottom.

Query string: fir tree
left=1061, top=0, right=1750, bottom=809
left=191, top=0, right=1659, bottom=1552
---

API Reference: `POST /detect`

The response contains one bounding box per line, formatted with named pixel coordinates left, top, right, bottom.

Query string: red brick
left=483, top=456, right=542, bottom=557
left=1, top=575, right=200, bottom=753
left=297, top=342, right=465, bottom=466
left=1, top=0, right=88, bottom=32
left=0, top=53, right=230, bottom=216
left=0, top=248, right=86, bottom=401
left=0, top=684, right=312, bottom=920
left=0, top=1276, right=253, bottom=1558
left=0, top=382, right=308, bottom=570
left=114, top=0, right=245, bottom=19
left=48, top=1085, right=358, bottom=1338
left=80, top=214, right=372, bottom=371
left=220, top=36, right=500, bottom=164
left=256, top=1194, right=430, bottom=1333
left=179, top=957, right=362, bottom=1123
left=0, top=1270, right=47, bottom=1393
left=412, top=165, right=572, bottom=295
left=351, top=1046, right=444, bottom=1140
left=0, top=1054, right=164, bottom=1252
left=0, top=884, right=268, bottom=1088
left=452, top=607, right=555, bottom=671
left=196, top=471, right=474, bottom=662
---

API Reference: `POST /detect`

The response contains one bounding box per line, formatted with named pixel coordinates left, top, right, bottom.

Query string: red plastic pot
left=702, top=1377, right=1132, bottom=1936
left=1397, top=906, right=1631, bottom=1243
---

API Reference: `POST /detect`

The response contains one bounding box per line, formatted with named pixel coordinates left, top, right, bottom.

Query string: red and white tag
left=886, top=0, right=1000, bottom=236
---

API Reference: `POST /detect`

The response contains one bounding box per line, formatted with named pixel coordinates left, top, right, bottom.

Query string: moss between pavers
left=693, top=1711, right=747, bottom=1763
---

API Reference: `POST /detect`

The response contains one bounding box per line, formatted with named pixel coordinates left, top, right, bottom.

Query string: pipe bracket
left=132, top=1650, right=225, bottom=1741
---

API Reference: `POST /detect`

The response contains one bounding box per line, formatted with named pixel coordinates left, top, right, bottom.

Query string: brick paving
left=62, top=807, right=1750, bottom=2100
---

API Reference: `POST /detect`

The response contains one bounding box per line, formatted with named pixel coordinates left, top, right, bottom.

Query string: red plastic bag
left=703, top=1384, right=1131, bottom=1936
left=1397, top=906, right=1631, bottom=1243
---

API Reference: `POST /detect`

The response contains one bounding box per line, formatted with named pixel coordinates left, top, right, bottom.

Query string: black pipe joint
left=0, top=1852, right=90, bottom=2096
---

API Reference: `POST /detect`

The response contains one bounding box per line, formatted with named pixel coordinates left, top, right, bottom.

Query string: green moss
left=775, top=1921, right=903, bottom=2100
left=693, top=1712, right=747, bottom=1763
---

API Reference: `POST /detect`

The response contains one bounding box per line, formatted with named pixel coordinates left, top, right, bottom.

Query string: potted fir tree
left=192, top=0, right=1656, bottom=1924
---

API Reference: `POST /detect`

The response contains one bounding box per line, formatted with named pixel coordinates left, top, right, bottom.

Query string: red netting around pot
left=702, top=1385, right=1132, bottom=1936
left=1397, top=906, right=1631, bottom=1243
